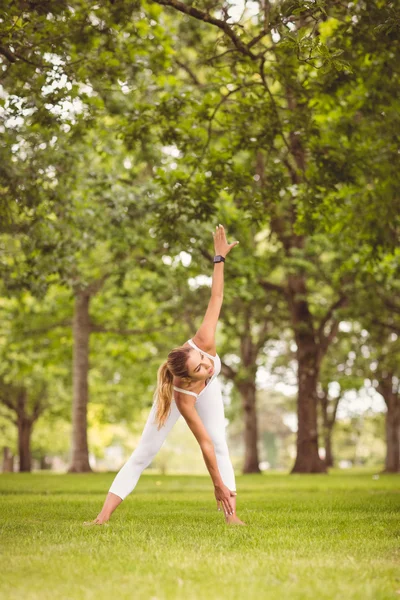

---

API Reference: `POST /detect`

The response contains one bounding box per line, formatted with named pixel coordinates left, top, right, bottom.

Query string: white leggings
left=109, top=379, right=236, bottom=500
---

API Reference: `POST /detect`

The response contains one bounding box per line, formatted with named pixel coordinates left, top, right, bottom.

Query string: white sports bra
left=173, top=339, right=221, bottom=399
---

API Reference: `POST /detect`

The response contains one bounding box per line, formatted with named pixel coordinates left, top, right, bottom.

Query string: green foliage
left=1, top=0, right=397, bottom=468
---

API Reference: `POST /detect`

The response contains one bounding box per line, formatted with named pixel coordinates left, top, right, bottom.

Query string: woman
left=87, top=225, right=245, bottom=526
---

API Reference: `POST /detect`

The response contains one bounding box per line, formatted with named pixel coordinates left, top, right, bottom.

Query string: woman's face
left=186, top=349, right=214, bottom=381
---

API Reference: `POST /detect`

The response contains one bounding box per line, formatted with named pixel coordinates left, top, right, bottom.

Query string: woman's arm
left=192, top=225, right=238, bottom=354
left=175, top=392, right=236, bottom=515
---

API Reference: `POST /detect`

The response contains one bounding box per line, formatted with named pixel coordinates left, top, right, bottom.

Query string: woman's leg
left=195, top=384, right=236, bottom=491
left=87, top=400, right=181, bottom=524
left=195, top=383, right=244, bottom=524
left=109, top=400, right=181, bottom=499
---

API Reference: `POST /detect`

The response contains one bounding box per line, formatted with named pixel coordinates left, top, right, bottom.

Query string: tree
left=318, top=329, right=365, bottom=467
left=345, top=259, right=400, bottom=473
left=358, top=315, right=400, bottom=473
left=2, top=1, right=398, bottom=475
left=144, top=0, right=399, bottom=472
left=0, top=289, right=72, bottom=471
left=0, top=381, right=48, bottom=472
left=1, top=2, right=181, bottom=471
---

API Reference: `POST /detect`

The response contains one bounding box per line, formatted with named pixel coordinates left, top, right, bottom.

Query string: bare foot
left=225, top=514, right=246, bottom=526
left=83, top=514, right=110, bottom=526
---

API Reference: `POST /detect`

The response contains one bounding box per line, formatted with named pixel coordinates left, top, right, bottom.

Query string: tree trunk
left=324, top=428, right=334, bottom=468
left=288, top=274, right=326, bottom=474
left=17, top=416, right=33, bottom=472
left=267, top=87, right=325, bottom=473
left=69, top=291, right=92, bottom=473
left=320, top=390, right=339, bottom=468
left=292, top=356, right=325, bottom=472
left=379, top=392, right=400, bottom=473
left=377, top=374, right=400, bottom=473
left=2, top=447, right=14, bottom=472
left=238, top=381, right=261, bottom=474
left=384, top=396, right=400, bottom=473
left=1, top=386, right=46, bottom=473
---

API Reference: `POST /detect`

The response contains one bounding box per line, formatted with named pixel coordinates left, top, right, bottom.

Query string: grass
left=0, top=469, right=399, bottom=600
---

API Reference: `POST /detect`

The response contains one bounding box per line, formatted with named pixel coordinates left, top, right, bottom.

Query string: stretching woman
left=87, top=225, right=245, bottom=526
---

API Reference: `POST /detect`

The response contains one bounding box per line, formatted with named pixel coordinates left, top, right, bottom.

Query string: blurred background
left=0, top=0, right=399, bottom=476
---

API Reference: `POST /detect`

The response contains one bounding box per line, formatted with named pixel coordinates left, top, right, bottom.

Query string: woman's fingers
left=216, top=491, right=234, bottom=515
left=223, top=497, right=234, bottom=515
left=216, top=484, right=237, bottom=516
left=213, top=224, right=239, bottom=256
left=223, top=501, right=231, bottom=515
left=217, top=225, right=239, bottom=247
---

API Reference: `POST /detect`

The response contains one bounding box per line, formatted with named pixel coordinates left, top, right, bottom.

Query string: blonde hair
left=154, top=346, right=192, bottom=429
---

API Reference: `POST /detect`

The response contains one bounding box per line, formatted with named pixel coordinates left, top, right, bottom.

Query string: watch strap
left=213, top=255, right=226, bottom=263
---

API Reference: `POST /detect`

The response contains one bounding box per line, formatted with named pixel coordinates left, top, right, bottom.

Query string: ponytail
left=154, top=345, right=192, bottom=429
left=154, top=361, right=174, bottom=430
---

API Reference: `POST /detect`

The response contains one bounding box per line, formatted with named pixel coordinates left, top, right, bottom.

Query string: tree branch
left=283, top=156, right=301, bottom=185
left=255, top=319, right=272, bottom=352
left=199, top=248, right=214, bottom=262
left=376, top=372, right=393, bottom=409
left=259, top=280, right=286, bottom=295
left=188, top=82, right=261, bottom=180
left=320, top=319, right=340, bottom=355
left=371, top=319, right=400, bottom=335
left=263, top=0, right=271, bottom=32
left=16, top=318, right=72, bottom=337
left=381, top=296, right=400, bottom=315
left=259, top=56, right=292, bottom=154
left=31, top=387, right=48, bottom=421
left=182, top=306, right=198, bottom=336
left=153, top=0, right=256, bottom=58
left=90, top=323, right=168, bottom=336
left=221, top=361, right=237, bottom=380
left=317, top=295, right=347, bottom=342
left=0, top=394, right=17, bottom=413
left=175, top=58, right=202, bottom=86
left=32, top=399, right=42, bottom=422
left=74, top=273, right=112, bottom=297
left=0, top=44, right=84, bottom=69
left=0, top=45, right=17, bottom=63
left=331, top=393, right=341, bottom=426
left=248, top=31, right=269, bottom=49
left=247, top=1, right=271, bottom=48
left=0, top=406, right=18, bottom=426
left=205, top=48, right=238, bottom=64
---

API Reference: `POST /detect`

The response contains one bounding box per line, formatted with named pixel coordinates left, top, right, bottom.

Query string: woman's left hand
left=213, top=224, right=239, bottom=258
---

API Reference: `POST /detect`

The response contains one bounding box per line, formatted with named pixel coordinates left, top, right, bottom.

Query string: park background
left=0, top=1, right=399, bottom=599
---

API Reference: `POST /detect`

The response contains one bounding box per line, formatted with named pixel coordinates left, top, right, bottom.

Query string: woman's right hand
left=214, top=483, right=237, bottom=515
left=213, top=224, right=239, bottom=258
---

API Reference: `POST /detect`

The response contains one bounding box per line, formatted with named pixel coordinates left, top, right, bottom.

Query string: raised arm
left=192, top=224, right=238, bottom=354
left=175, top=392, right=236, bottom=515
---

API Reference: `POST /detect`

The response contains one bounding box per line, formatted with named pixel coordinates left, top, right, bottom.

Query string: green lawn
left=0, top=469, right=399, bottom=600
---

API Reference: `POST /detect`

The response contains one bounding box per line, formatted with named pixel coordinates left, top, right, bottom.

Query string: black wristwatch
left=213, top=255, right=225, bottom=263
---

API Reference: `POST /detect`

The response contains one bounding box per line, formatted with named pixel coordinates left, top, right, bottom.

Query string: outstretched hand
left=214, top=483, right=237, bottom=515
left=213, top=224, right=239, bottom=258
